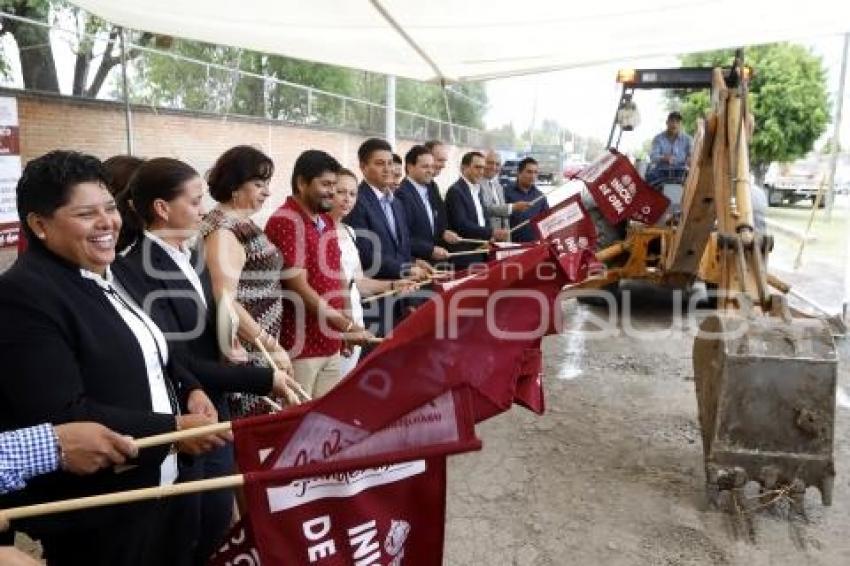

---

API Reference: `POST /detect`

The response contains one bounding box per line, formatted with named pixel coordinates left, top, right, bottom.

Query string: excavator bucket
left=693, top=313, right=837, bottom=507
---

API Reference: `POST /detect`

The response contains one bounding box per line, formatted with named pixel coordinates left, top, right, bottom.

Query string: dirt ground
left=444, top=288, right=850, bottom=564
left=8, top=202, right=850, bottom=564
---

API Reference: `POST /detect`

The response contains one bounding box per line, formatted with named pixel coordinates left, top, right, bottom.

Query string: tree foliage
left=669, top=43, right=830, bottom=179
left=0, top=0, right=487, bottom=133
left=134, top=37, right=487, bottom=130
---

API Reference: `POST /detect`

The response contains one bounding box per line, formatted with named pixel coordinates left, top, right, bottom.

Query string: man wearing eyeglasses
left=480, top=150, right=530, bottom=235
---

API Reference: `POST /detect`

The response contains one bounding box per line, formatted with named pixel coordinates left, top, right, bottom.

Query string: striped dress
left=200, top=206, right=284, bottom=416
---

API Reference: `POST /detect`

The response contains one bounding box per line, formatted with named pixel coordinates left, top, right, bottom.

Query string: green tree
left=1, top=1, right=487, bottom=135
left=134, top=40, right=486, bottom=135
left=483, top=123, right=519, bottom=149
left=669, top=43, right=830, bottom=183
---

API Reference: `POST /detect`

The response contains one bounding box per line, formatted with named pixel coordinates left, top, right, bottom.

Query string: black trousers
left=191, top=443, right=236, bottom=565
left=40, top=495, right=194, bottom=566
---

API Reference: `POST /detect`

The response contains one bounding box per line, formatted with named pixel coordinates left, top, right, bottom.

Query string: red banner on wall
left=0, top=97, right=22, bottom=249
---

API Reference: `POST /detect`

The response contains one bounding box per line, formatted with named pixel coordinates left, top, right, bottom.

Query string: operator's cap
left=667, top=111, right=683, bottom=122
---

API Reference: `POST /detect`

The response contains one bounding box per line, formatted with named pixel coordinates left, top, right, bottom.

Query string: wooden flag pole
left=216, top=289, right=303, bottom=406
left=360, top=275, right=441, bottom=304
left=0, top=474, right=246, bottom=523
left=445, top=249, right=490, bottom=258
left=253, top=338, right=308, bottom=405
left=133, top=421, right=234, bottom=450
left=509, top=218, right=531, bottom=234
left=508, top=182, right=563, bottom=234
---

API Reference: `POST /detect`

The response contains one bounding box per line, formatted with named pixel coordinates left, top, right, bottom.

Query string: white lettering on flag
left=535, top=202, right=584, bottom=238
left=267, top=460, right=427, bottom=512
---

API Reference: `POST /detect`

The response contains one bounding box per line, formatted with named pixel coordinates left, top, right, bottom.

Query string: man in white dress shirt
left=444, top=151, right=508, bottom=268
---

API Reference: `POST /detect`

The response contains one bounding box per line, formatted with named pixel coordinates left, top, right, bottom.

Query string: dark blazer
left=344, top=181, right=412, bottom=279
left=395, top=178, right=448, bottom=261
left=116, top=236, right=272, bottom=413
left=444, top=178, right=493, bottom=268
left=445, top=178, right=493, bottom=241
left=0, top=245, right=193, bottom=536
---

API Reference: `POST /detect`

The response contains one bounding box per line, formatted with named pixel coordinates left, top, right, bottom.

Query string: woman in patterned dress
left=200, top=145, right=293, bottom=417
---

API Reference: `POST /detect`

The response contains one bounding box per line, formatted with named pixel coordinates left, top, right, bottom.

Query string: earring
left=36, top=233, right=46, bottom=239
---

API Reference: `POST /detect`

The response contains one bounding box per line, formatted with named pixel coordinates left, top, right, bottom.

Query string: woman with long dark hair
left=104, top=154, right=145, bottom=253
left=115, top=156, right=295, bottom=563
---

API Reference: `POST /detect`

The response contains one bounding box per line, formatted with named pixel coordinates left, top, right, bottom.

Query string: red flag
left=244, top=456, right=449, bottom=565
left=210, top=454, right=455, bottom=566
left=627, top=180, right=671, bottom=225
left=209, top=245, right=568, bottom=565
left=512, top=342, right=545, bottom=414
left=266, top=244, right=567, bottom=467
left=487, top=241, right=538, bottom=262
left=531, top=194, right=598, bottom=281
left=208, top=522, right=259, bottom=565
left=577, top=149, right=669, bottom=225
left=210, top=388, right=479, bottom=565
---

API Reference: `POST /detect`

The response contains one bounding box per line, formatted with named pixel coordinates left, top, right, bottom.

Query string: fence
left=0, top=11, right=485, bottom=146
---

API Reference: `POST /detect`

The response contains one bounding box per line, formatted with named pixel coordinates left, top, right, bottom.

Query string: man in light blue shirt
left=647, top=111, right=692, bottom=186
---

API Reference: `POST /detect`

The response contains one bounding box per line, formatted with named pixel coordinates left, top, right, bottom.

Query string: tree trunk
left=84, top=28, right=120, bottom=98
left=84, top=29, right=153, bottom=99
left=4, top=10, right=60, bottom=93
left=72, top=51, right=91, bottom=96
left=752, top=162, right=768, bottom=187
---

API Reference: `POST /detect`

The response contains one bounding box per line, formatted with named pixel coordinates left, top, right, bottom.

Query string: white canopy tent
left=70, top=0, right=850, bottom=83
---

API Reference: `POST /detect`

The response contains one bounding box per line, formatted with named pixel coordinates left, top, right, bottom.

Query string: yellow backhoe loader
left=579, top=53, right=838, bottom=513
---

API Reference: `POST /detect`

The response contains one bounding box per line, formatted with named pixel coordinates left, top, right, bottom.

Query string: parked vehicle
left=764, top=176, right=823, bottom=207
left=527, top=144, right=565, bottom=184
left=499, top=159, right=520, bottom=186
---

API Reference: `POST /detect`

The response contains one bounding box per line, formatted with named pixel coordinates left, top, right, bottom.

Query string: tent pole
left=119, top=27, right=134, bottom=156
left=385, top=74, right=396, bottom=147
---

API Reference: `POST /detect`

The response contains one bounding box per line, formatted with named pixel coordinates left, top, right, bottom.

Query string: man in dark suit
left=345, top=138, right=427, bottom=336
left=395, top=145, right=461, bottom=264
left=445, top=151, right=509, bottom=268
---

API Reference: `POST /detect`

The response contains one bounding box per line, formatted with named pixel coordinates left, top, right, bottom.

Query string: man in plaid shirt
left=1, top=421, right=137, bottom=496
left=1, top=421, right=137, bottom=563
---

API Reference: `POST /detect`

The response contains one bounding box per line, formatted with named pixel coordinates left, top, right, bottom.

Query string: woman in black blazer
left=0, top=151, right=225, bottom=565
left=114, top=157, right=294, bottom=564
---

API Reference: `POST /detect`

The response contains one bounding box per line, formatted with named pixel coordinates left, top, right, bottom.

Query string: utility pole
left=119, top=27, right=134, bottom=155
left=828, top=33, right=848, bottom=221
left=385, top=75, right=396, bottom=148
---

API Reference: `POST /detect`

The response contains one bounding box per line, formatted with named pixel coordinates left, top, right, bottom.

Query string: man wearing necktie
left=395, top=145, right=461, bottom=265
left=480, top=150, right=531, bottom=234
left=445, top=151, right=510, bottom=269
left=345, top=138, right=427, bottom=338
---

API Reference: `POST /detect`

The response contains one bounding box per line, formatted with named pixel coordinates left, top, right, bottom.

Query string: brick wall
left=10, top=89, right=475, bottom=227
